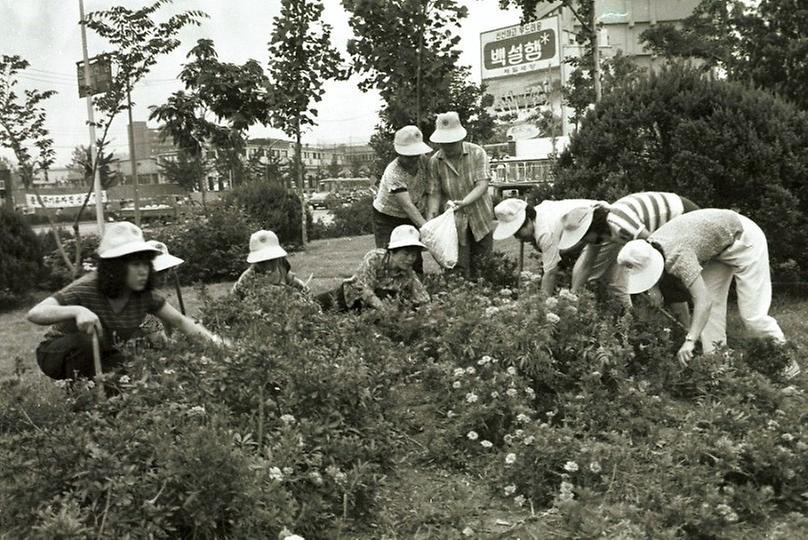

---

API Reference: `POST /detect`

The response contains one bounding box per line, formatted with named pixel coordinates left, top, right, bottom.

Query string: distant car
left=308, top=192, right=330, bottom=209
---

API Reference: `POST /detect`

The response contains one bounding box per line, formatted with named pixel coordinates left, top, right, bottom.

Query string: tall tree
left=641, top=0, right=808, bottom=111
left=150, top=38, right=272, bottom=208
left=86, top=0, right=207, bottom=225
left=157, top=150, right=208, bottom=192
left=68, top=143, right=117, bottom=188
left=267, top=0, right=343, bottom=247
left=0, top=55, right=72, bottom=273
left=326, top=154, right=341, bottom=178
left=344, top=0, right=495, bottom=175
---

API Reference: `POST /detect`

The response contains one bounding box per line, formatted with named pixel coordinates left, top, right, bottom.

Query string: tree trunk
left=30, top=184, right=74, bottom=275
left=295, top=120, right=307, bottom=248
left=592, top=0, right=601, bottom=102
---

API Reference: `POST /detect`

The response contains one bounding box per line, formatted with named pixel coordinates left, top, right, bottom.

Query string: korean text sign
left=481, top=16, right=560, bottom=80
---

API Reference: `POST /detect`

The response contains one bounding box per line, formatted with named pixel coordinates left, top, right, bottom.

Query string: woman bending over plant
left=27, top=222, right=227, bottom=380
left=232, top=230, right=309, bottom=299
left=317, top=225, right=430, bottom=311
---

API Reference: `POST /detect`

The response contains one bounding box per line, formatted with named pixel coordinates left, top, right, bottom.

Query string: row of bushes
left=2, top=267, right=805, bottom=537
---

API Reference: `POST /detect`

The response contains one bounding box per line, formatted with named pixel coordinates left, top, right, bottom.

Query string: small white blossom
left=118, top=375, right=130, bottom=384
left=514, top=429, right=524, bottom=438
left=308, top=471, right=324, bottom=486
left=523, top=435, right=535, bottom=446
left=462, top=527, right=475, bottom=537
left=269, top=467, right=284, bottom=481
left=558, top=289, right=578, bottom=302
left=525, top=387, right=535, bottom=397
left=54, top=379, right=69, bottom=389
left=452, top=381, right=462, bottom=389
left=514, top=494, right=526, bottom=507
left=504, top=484, right=517, bottom=496
left=453, top=368, right=466, bottom=378
left=188, top=405, right=206, bottom=416
left=163, top=369, right=176, bottom=375
left=480, top=440, right=493, bottom=449
left=781, top=433, right=795, bottom=442
left=500, top=288, right=513, bottom=297
left=484, top=306, right=500, bottom=317
left=504, top=434, right=514, bottom=444
left=282, top=466, right=294, bottom=476
left=507, top=366, right=517, bottom=376
left=516, top=413, right=530, bottom=423
left=478, top=355, right=492, bottom=365
left=505, top=453, right=517, bottom=465
left=280, top=414, right=296, bottom=425
left=589, top=462, right=602, bottom=473
left=506, top=388, right=518, bottom=398
left=447, top=410, right=456, bottom=418
left=546, top=312, right=561, bottom=324
left=545, top=297, right=558, bottom=309
left=466, top=392, right=479, bottom=403
left=467, top=430, right=479, bottom=441
left=563, top=461, right=579, bottom=473
left=85, top=380, right=95, bottom=389
left=465, top=366, right=476, bottom=375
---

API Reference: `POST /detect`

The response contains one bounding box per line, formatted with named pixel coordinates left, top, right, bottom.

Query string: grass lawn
left=0, top=234, right=538, bottom=377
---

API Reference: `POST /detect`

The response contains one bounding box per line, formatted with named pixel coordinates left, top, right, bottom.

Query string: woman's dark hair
left=587, top=205, right=611, bottom=236
left=521, top=204, right=537, bottom=229
left=97, top=251, right=156, bottom=298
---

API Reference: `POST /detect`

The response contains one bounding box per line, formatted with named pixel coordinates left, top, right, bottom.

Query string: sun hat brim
left=493, top=208, right=527, bottom=240
left=153, top=253, right=184, bottom=272
left=247, top=245, right=288, bottom=264
left=388, top=239, right=427, bottom=251
left=558, top=207, right=595, bottom=251
left=623, top=247, right=665, bottom=294
left=98, top=241, right=161, bottom=259
left=429, top=126, right=467, bottom=144
left=395, top=141, right=433, bottom=156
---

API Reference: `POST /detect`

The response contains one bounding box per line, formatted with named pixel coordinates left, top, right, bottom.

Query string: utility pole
left=78, top=0, right=105, bottom=234
left=126, top=80, right=141, bottom=226
left=592, top=0, right=602, bottom=102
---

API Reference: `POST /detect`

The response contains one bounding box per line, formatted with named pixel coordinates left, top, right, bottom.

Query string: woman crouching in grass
left=27, top=222, right=227, bottom=381
left=232, top=230, right=309, bottom=299
left=316, top=224, right=430, bottom=312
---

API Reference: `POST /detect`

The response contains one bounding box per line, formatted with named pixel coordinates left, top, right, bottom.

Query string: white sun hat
left=97, top=221, right=161, bottom=259
left=617, top=240, right=665, bottom=294
left=394, top=125, right=433, bottom=156
left=387, top=224, right=427, bottom=250
left=493, top=198, right=528, bottom=240
left=429, top=111, right=468, bottom=144
left=558, top=206, right=596, bottom=251
left=247, top=230, right=288, bottom=263
left=146, top=240, right=184, bottom=272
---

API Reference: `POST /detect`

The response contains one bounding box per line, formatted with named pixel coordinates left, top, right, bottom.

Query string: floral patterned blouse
left=343, top=249, right=430, bottom=307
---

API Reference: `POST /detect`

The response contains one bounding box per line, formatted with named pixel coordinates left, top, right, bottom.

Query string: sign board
left=480, top=16, right=560, bottom=81
left=76, top=54, right=113, bottom=98
left=25, top=191, right=108, bottom=209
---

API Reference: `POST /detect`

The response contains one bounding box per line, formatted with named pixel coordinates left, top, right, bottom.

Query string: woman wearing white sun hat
left=372, top=125, right=434, bottom=274
left=27, top=222, right=227, bottom=381
left=232, top=230, right=309, bottom=299
left=317, top=224, right=430, bottom=312
left=616, top=209, right=789, bottom=370
left=493, top=197, right=603, bottom=296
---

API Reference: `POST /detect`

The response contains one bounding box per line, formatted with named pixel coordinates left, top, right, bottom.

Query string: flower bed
left=1, top=274, right=806, bottom=537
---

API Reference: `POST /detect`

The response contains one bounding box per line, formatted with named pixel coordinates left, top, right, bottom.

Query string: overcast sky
left=0, top=0, right=520, bottom=166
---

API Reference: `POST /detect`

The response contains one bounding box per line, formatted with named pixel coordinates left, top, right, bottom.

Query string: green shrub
left=40, top=232, right=100, bottom=291
left=310, top=195, right=374, bottom=239
left=0, top=205, right=43, bottom=307
left=226, top=181, right=308, bottom=245
left=551, top=64, right=808, bottom=277
left=155, top=205, right=253, bottom=284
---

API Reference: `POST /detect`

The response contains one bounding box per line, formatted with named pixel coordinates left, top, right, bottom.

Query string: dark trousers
left=456, top=227, right=493, bottom=279
left=36, top=334, right=125, bottom=380
left=372, top=208, right=424, bottom=274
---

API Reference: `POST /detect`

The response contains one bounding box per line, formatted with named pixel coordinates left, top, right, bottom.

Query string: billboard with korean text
left=480, top=16, right=560, bottom=81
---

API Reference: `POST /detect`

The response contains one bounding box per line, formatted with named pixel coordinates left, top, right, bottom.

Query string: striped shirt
left=429, top=142, right=493, bottom=243
left=607, top=192, right=689, bottom=242
left=45, top=272, right=165, bottom=351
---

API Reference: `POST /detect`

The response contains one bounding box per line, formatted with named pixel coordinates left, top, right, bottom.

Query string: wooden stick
left=173, top=269, right=186, bottom=315
left=91, top=329, right=105, bottom=398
